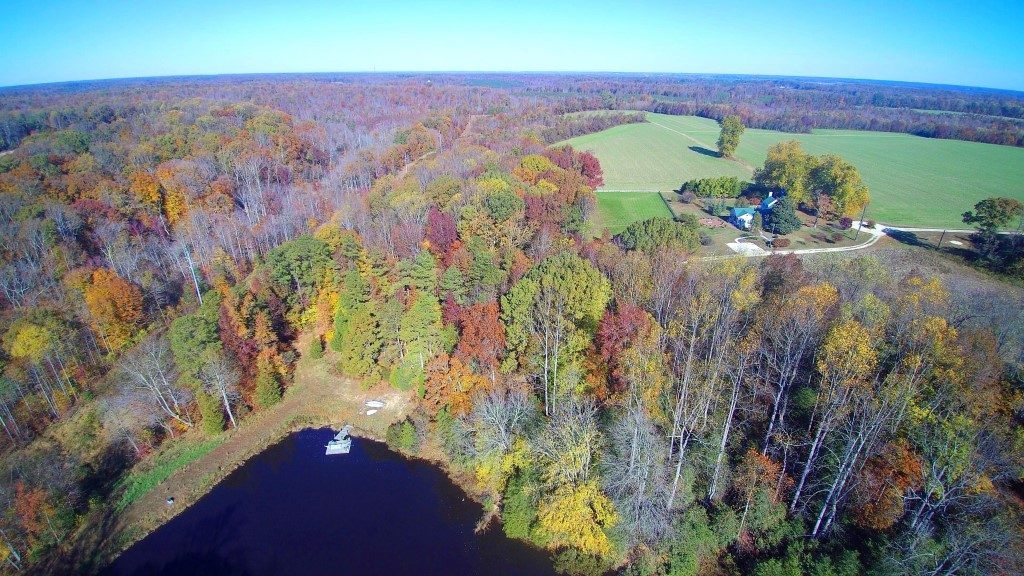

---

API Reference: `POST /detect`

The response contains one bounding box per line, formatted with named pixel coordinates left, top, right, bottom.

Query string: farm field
left=594, top=191, right=673, bottom=235
left=564, top=113, right=1024, bottom=228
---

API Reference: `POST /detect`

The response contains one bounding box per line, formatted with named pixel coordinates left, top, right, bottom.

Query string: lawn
left=594, top=191, right=674, bottom=235
left=564, top=113, right=1024, bottom=229
left=116, top=436, right=225, bottom=511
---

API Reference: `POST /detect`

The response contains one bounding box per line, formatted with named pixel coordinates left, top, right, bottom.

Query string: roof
left=730, top=207, right=757, bottom=217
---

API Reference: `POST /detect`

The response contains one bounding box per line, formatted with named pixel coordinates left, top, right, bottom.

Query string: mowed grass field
left=594, top=191, right=673, bottom=235
left=564, top=113, right=1024, bottom=228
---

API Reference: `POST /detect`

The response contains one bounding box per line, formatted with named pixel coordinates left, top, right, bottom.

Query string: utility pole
left=937, top=229, right=946, bottom=250
left=854, top=203, right=869, bottom=242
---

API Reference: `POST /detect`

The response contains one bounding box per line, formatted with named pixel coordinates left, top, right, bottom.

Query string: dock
left=325, top=424, right=353, bottom=455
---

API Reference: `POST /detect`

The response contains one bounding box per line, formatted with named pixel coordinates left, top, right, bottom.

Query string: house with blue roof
left=728, top=191, right=783, bottom=230
left=728, top=206, right=758, bottom=230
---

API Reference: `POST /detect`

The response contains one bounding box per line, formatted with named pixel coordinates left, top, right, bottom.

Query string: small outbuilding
left=729, top=206, right=758, bottom=230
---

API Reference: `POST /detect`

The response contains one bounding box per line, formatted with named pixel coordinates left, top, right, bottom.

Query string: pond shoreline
left=102, top=428, right=553, bottom=576
left=36, top=333, right=426, bottom=575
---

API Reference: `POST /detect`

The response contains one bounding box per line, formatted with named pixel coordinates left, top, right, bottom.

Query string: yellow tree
left=537, top=481, right=618, bottom=557
left=760, top=283, right=839, bottom=453
left=755, top=140, right=814, bottom=205
left=83, top=268, right=144, bottom=352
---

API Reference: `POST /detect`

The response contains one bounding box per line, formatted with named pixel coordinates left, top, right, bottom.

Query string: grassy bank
left=115, top=437, right=225, bottom=511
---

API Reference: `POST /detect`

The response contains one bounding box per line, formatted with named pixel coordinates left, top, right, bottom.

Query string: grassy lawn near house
left=593, top=191, right=674, bottom=236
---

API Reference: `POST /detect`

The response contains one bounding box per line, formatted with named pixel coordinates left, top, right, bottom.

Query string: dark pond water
left=104, top=428, right=556, bottom=576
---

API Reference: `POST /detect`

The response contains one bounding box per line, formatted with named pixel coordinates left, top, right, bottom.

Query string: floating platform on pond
left=326, top=424, right=352, bottom=455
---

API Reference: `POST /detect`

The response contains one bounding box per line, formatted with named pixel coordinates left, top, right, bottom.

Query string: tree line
left=539, top=74, right=1024, bottom=147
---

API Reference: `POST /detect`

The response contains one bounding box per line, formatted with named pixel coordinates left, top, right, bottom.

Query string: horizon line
left=1, top=70, right=1022, bottom=96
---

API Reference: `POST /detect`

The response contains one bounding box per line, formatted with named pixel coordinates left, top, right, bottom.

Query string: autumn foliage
left=83, top=268, right=144, bottom=352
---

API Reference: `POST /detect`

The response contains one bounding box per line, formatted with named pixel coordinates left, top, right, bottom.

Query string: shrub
left=865, top=219, right=876, bottom=228
left=773, top=238, right=791, bottom=248
left=675, top=212, right=699, bottom=227
left=838, top=216, right=853, bottom=229
left=680, top=176, right=741, bottom=198
left=831, top=232, right=845, bottom=243
left=699, top=233, right=713, bottom=246
left=308, top=335, right=323, bottom=360
left=552, top=548, right=610, bottom=576
left=386, top=419, right=420, bottom=453
left=680, top=191, right=696, bottom=204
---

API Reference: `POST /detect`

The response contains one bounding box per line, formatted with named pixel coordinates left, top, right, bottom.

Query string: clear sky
left=1, top=0, right=1021, bottom=91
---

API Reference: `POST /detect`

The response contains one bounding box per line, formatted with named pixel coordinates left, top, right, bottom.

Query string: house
left=760, top=191, right=780, bottom=211
left=729, top=191, right=783, bottom=230
left=729, top=206, right=757, bottom=230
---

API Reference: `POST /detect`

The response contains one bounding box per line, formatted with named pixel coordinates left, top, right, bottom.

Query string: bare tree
left=604, top=393, right=672, bottom=548
left=100, top=392, right=161, bottom=456
left=200, top=352, right=241, bottom=429
left=117, top=335, right=193, bottom=432
left=469, top=387, right=535, bottom=459
left=533, top=396, right=601, bottom=487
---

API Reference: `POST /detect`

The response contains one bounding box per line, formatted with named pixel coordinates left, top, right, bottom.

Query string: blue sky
left=1, top=0, right=1021, bottom=90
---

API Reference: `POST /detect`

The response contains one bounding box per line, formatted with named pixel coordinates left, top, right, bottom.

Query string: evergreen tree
left=338, top=300, right=383, bottom=381
left=197, top=391, right=225, bottom=434
left=440, top=266, right=468, bottom=304
left=398, top=251, right=439, bottom=294
left=762, top=197, right=802, bottom=235
left=393, top=290, right=442, bottom=390
left=332, top=269, right=370, bottom=351
left=254, top=357, right=282, bottom=408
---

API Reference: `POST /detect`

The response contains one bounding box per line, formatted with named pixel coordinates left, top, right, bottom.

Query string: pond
left=104, top=428, right=556, bottom=576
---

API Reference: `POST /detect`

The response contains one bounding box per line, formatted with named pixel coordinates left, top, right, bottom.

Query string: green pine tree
left=338, top=300, right=383, bottom=381
left=762, top=197, right=802, bottom=235
left=254, top=358, right=282, bottom=409
left=332, top=269, right=369, bottom=351
left=197, top=391, right=225, bottom=435
left=440, top=266, right=467, bottom=304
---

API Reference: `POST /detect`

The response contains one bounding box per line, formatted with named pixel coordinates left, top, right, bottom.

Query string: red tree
left=578, top=151, right=604, bottom=188
left=426, top=206, right=457, bottom=255
left=455, top=301, right=506, bottom=379
left=596, top=302, right=651, bottom=390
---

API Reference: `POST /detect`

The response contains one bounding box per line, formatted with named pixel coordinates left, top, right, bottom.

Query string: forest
left=0, top=74, right=1021, bottom=576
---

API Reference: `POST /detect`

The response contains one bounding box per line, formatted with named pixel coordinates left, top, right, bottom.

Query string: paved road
left=714, top=222, right=888, bottom=260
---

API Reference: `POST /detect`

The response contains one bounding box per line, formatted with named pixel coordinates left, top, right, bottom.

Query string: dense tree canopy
left=0, top=75, right=1020, bottom=576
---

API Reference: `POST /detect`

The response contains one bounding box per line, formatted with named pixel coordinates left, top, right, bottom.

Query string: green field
left=565, top=113, right=1024, bottom=228
left=594, top=191, right=673, bottom=235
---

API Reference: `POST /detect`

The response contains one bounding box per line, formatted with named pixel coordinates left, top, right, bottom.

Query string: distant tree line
left=541, top=75, right=1024, bottom=147
left=539, top=111, right=646, bottom=144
